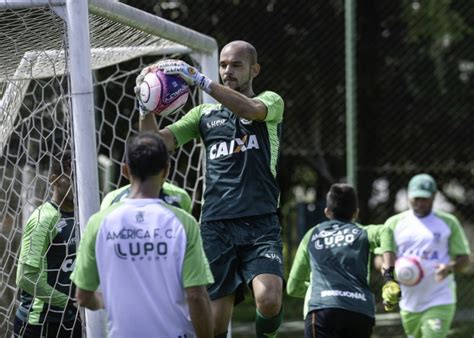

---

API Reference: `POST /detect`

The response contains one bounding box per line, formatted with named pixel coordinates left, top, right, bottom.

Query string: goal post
left=0, top=0, right=218, bottom=336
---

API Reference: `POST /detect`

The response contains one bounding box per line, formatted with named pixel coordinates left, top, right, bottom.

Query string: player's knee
left=255, top=290, right=281, bottom=317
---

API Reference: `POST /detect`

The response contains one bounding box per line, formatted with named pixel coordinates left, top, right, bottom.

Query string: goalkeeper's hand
left=157, top=60, right=212, bottom=93
left=382, top=280, right=401, bottom=311
left=381, top=266, right=401, bottom=311
left=134, top=66, right=154, bottom=119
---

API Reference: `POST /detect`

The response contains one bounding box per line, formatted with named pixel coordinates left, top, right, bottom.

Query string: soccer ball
left=395, top=256, right=424, bottom=286
left=139, top=69, right=189, bottom=116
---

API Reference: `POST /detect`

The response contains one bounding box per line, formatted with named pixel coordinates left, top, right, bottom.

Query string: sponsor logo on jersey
left=114, top=242, right=169, bottom=261
left=321, top=289, right=367, bottom=301
left=206, top=118, right=226, bottom=129
left=312, top=228, right=360, bottom=250
left=240, top=118, right=253, bottom=125
left=61, top=258, right=76, bottom=272
left=209, top=134, right=260, bottom=160
left=107, top=227, right=173, bottom=261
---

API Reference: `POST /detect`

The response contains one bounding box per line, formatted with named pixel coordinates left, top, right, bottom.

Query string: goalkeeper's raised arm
left=136, top=40, right=285, bottom=338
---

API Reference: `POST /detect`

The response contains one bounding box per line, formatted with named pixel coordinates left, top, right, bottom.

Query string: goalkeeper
left=14, top=151, right=81, bottom=338
left=137, top=40, right=285, bottom=338
left=287, top=183, right=400, bottom=338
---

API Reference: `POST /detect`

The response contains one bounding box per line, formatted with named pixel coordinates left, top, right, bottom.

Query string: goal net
left=0, top=1, right=217, bottom=336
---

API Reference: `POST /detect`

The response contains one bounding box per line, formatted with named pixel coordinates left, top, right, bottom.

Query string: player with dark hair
left=72, top=133, right=214, bottom=337
left=136, top=40, right=285, bottom=338
left=384, top=174, right=470, bottom=338
left=287, top=183, right=400, bottom=338
left=14, top=151, right=82, bottom=338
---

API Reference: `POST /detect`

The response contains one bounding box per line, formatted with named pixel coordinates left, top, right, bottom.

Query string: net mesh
left=0, top=5, right=204, bottom=336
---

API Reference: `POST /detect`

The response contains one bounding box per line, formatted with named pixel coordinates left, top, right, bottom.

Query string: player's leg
left=238, top=213, right=284, bottom=338
left=200, top=220, right=242, bottom=337
left=210, top=295, right=235, bottom=338
left=252, top=274, right=283, bottom=338
left=419, top=304, right=455, bottom=338
left=400, top=309, right=423, bottom=338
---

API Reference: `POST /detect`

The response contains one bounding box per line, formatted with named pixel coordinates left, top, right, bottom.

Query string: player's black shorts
left=200, top=213, right=284, bottom=305
left=13, top=316, right=82, bottom=338
left=304, top=308, right=375, bottom=338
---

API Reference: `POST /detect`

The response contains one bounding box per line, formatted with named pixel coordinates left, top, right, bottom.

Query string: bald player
left=136, top=40, right=285, bottom=338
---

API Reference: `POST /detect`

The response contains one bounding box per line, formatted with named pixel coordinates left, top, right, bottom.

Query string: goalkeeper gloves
left=382, top=266, right=401, bottom=312
left=157, top=60, right=212, bottom=94
left=134, top=66, right=153, bottom=119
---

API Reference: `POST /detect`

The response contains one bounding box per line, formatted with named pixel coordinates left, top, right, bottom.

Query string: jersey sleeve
left=167, top=105, right=207, bottom=147
left=70, top=212, right=104, bottom=291
left=172, top=208, right=214, bottom=288
left=100, top=185, right=130, bottom=211
left=364, top=224, right=396, bottom=253
left=287, top=227, right=313, bottom=298
left=19, top=204, right=58, bottom=269
left=179, top=190, right=193, bottom=214
left=162, top=182, right=193, bottom=214
left=437, top=212, right=471, bottom=257
left=255, top=91, right=284, bottom=123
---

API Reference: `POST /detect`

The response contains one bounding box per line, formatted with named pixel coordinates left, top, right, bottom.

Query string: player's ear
left=161, top=162, right=170, bottom=181
left=121, top=163, right=130, bottom=180
left=324, top=207, right=332, bottom=219
left=251, top=63, right=260, bottom=78
left=352, top=208, right=359, bottom=221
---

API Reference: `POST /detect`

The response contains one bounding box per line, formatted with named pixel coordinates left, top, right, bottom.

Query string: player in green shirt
left=14, top=151, right=81, bottom=338
left=287, top=183, right=401, bottom=338
left=137, top=41, right=285, bottom=338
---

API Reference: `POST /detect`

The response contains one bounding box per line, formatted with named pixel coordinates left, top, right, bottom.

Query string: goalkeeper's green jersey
left=16, top=201, right=77, bottom=324
left=100, top=182, right=192, bottom=213
left=287, top=220, right=395, bottom=319
left=168, top=91, right=284, bottom=222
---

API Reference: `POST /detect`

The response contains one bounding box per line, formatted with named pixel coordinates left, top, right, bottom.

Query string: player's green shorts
left=400, top=304, right=455, bottom=338
left=200, top=213, right=284, bottom=305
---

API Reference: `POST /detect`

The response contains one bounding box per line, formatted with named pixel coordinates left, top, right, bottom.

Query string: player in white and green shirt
left=138, top=41, right=285, bottom=338
left=384, top=174, right=470, bottom=338
left=72, top=133, right=214, bottom=338
left=14, top=151, right=81, bottom=338
left=287, top=183, right=400, bottom=338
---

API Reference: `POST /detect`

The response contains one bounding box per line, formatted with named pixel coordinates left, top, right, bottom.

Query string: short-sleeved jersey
left=16, top=202, right=77, bottom=324
left=100, top=182, right=192, bottom=213
left=168, top=91, right=284, bottom=222
left=71, top=199, right=214, bottom=338
left=385, top=210, right=471, bottom=312
left=287, top=220, right=395, bottom=319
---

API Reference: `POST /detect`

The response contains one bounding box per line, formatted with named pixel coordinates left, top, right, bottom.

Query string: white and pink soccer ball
left=139, top=69, right=189, bottom=116
left=395, top=256, right=424, bottom=286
